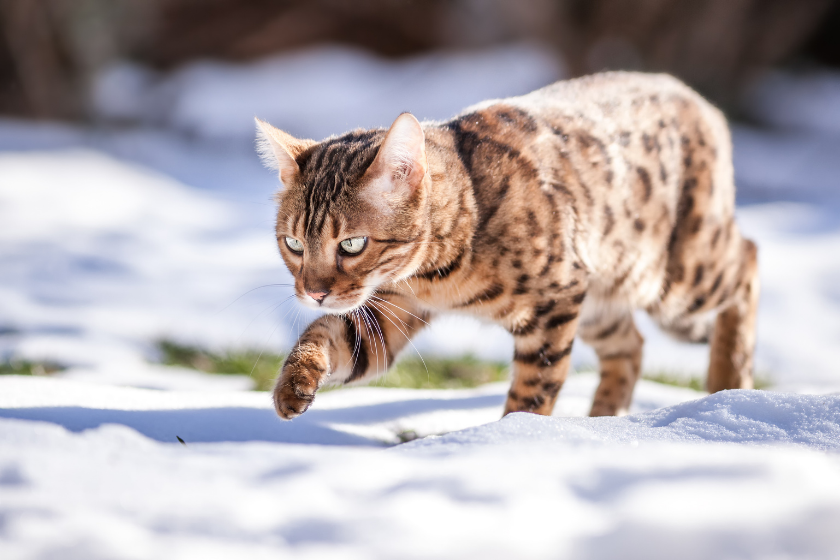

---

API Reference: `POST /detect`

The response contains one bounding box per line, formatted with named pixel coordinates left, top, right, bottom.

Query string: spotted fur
left=257, top=71, right=759, bottom=420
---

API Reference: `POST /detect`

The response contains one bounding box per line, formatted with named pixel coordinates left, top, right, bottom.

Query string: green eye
left=339, top=237, right=367, bottom=255
left=285, top=237, right=304, bottom=253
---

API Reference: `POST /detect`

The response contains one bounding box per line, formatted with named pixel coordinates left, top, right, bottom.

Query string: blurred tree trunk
left=0, top=0, right=78, bottom=118
left=0, top=0, right=836, bottom=119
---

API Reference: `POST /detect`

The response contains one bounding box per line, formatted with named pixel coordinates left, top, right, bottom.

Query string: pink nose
left=306, top=291, right=329, bottom=304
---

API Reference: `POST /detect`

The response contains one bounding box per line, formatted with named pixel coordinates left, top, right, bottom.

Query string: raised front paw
left=273, top=343, right=329, bottom=420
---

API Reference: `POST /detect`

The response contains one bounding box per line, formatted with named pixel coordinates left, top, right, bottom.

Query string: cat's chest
left=397, top=264, right=583, bottom=331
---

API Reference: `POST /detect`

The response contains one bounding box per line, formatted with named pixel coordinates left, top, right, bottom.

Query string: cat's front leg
left=274, top=316, right=347, bottom=419
left=274, top=293, right=431, bottom=419
left=503, top=305, right=581, bottom=416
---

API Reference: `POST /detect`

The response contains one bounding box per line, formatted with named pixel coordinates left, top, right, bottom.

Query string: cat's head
left=256, top=114, right=430, bottom=313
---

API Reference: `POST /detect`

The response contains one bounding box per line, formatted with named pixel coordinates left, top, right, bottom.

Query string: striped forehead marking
left=298, top=129, right=384, bottom=237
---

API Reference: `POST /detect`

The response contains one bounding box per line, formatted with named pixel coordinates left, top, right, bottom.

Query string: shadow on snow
left=0, top=393, right=504, bottom=446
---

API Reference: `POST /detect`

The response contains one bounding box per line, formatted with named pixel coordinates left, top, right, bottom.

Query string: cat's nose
left=306, top=290, right=330, bottom=304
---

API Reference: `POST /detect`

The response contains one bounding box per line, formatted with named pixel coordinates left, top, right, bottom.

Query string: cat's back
left=511, top=71, right=722, bottom=126
left=459, top=71, right=730, bottom=158
left=424, top=71, right=737, bottom=310
left=521, top=71, right=696, bottom=105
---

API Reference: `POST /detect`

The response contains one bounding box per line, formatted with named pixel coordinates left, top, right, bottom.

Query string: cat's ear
left=362, top=113, right=427, bottom=206
left=255, top=118, right=314, bottom=186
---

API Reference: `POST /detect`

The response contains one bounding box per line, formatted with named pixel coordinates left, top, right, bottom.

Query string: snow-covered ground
left=2, top=376, right=839, bottom=559
left=1, top=44, right=840, bottom=558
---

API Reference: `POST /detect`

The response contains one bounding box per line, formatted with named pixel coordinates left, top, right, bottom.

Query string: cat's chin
left=298, top=295, right=368, bottom=315
left=324, top=306, right=363, bottom=315
left=319, top=303, right=364, bottom=315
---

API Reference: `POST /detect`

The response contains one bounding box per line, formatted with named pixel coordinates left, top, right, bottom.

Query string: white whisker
left=365, top=304, right=389, bottom=372
left=359, top=306, right=380, bottom=375
left=369, top=295, right=429, bottom=326
left=368, top=299, right=429, bottom=378
left=217, top=284, right=295, bottom=314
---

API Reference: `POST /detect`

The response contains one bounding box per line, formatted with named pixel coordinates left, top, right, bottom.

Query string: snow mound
left=404, top=389, right=840, bottom=453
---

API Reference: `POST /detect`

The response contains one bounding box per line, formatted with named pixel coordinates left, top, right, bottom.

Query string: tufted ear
left=362, top=112, right=427, bottom=206
left=255, top=118, right=315, bottom=187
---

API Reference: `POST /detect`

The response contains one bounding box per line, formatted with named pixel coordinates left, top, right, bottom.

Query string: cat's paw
left=272, top=345, right=328, bottom=420
left=273, top=378, right=316, bottom=420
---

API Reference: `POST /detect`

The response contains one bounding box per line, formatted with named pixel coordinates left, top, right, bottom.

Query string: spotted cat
left=256, top=71, right=759, bottom=420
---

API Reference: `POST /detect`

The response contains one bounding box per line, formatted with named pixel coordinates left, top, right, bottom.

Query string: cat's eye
left=285, top=237, right=304, bottom=254
left=339, top=237, right=367, bottom=255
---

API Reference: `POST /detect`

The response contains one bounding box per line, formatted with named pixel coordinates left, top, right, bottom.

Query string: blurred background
left=1, top=0, right=840, bottom=392
left=3, top=0, right=840, bottom=119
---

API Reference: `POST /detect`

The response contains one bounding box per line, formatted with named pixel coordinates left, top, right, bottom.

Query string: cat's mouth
left=298, top=289, right=373, bottom=315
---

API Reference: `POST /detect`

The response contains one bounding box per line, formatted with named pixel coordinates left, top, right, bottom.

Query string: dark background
left=2, top=0, right=839, bottom=121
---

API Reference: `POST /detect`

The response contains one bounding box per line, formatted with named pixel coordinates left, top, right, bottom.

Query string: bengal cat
left=256, top=71, right=759, bottom=420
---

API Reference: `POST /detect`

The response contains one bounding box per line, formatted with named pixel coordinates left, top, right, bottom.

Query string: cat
left=255, top=71, right=759, bottom=420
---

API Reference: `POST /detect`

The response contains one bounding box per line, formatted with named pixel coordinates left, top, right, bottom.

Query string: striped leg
left=707, top=239, right=759, bottom=393
left=273, top=292, right=430, bottom=419
left=579, top=312, right=644, bottom=417
left=503, top=311, right=580, bottom=416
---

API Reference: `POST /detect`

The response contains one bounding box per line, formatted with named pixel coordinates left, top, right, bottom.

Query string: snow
left=0, top=149, right=292, bottom=373
left=409, top=389, right=840, bottom=451
left=2, top=43, right=840, bottom=558
left=0, top=372, right=703, bottom=446
left=1, top=376, right=839, bottom=559
left=743, top=70, right=840, bottom=136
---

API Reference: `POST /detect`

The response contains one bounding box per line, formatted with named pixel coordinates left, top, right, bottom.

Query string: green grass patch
left=0, top=359, right=64, bottom=376
left=155, top=340, right=509, bottom=391
left=573, top=365, right=771, bottom=392
left=641, top=372, right=706, bottom=392
left=156, top=340, right=284, bottom=391
left=753, top=377, right=772, bottom=390
left=642, top=371, right=772, bottom=391
left=156, top=339, right=773, bottom=393
left=375, top=355, right=509, bottom=390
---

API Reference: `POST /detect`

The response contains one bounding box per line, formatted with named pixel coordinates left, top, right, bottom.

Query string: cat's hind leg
left=707, top=238, right=759, bottom=393
left=578, top=307, right=644, bottom=417
left=651, top=236, right=760, bottom=394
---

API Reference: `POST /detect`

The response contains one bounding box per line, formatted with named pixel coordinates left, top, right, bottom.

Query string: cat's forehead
left=297, top=129, right=385, bottom=187
left=284, top=128, right=386, bottom=237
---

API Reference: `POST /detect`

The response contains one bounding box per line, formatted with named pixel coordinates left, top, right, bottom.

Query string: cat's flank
left=256, top=71, right=759, bottom=420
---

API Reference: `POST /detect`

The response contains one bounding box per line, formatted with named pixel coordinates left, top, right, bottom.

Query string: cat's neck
left=412, top=126, right=476, bottom=276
